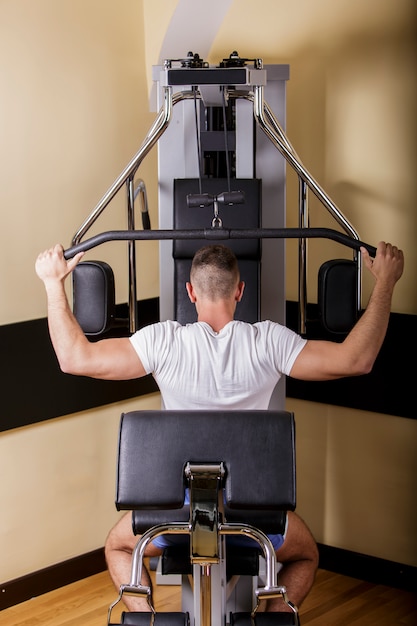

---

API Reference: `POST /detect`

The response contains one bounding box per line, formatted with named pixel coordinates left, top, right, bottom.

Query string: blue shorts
left=151, top=491, right=287, bottom=552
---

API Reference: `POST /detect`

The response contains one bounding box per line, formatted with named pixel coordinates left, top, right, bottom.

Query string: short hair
left=190, top=245, right=240, bottom=301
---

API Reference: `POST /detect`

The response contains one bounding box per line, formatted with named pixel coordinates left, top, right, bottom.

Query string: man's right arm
left=35, top=244, right=146, bottom=381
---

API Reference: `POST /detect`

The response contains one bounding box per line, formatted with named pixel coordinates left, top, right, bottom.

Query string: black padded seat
left=116, top=410, right=296, bottom=513
left=173, top=178, right=262, bottom=325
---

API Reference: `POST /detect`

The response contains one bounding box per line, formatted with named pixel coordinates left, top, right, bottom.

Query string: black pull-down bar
left=64, top=227, right=377, bottom=260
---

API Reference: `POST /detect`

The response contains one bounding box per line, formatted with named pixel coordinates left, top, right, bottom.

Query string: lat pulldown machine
left=63, top=51, right=377, bottom=625
left=68, top=51, right=375, bottom=345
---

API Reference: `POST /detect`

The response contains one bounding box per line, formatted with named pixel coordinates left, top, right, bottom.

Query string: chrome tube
left=107, top=522, right=189, bottom=623
left=71, top=86, right=173, bottom=246
left=253, top=85, right=358, bottom=239
left=129, top=522, right=190, bottom=587
left=200, top=564, right=212, bottom=626
left=263, top=99, right=300, bottom=157
left=219, top=523, right=279, bottom=589
left=252, top=85, right=362, bottom=312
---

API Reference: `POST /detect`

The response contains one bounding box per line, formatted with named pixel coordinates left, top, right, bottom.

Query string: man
left=35, top=240, right=403, bottom=612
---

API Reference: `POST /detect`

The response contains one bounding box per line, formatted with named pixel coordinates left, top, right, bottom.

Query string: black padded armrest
left=116, top=410, right=296, bottom=512
left=132, top=506, right=287, bottom=536
left=132, top=506, right=190, bottom=534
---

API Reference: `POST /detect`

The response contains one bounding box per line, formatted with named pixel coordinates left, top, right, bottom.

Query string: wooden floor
left=2, top=563, right=416, bottom=625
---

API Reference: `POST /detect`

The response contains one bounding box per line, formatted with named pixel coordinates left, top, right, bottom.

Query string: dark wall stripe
left=0, top=299, right=414, bottom=432
left=0, top=548, right=106, bottom=611
left=317, top=544, right=417, bottom=593
left=286, top=303, right=415, bottom=420
left=0, top=299, right=159, bottom=433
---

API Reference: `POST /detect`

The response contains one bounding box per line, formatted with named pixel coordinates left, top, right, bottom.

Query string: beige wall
left=288, top=398, right=417, bottom=566
left=0, top=393, right=161, bottom=581
left=0, top=0, right=162, bottom=582
left=208, top=0, right=416, bottom=312
left=0, top=0, right=415, bottom=584
left=0, top=0, right=159, bottom=327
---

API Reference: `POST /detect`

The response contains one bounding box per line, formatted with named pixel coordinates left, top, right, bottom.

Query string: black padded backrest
left=175, top=258, right=260, bottom=324
left=173, top=178, right=262, bottom=260
left=116, top=410, right=296, bottom=512
left=173, top=178, right=262, bottom=325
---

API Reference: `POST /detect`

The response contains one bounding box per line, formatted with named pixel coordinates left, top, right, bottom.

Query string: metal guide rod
left=64, top=227, right=376, bottom=259
left=127, top=176, right=138, bottom=332
left=185, top=462, right=225, bottom=626
left=299, top=179, right=308, bottom=334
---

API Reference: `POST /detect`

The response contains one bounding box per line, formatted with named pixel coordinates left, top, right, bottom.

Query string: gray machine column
left=153, top=58, right=289, bottom=409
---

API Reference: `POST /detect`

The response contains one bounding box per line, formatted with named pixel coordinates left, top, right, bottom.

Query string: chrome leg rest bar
left=108, top=517, right=299, bottom=625
left=220, top=523, right=299, bottom=624
left=107, top=523, right=190, bottom=625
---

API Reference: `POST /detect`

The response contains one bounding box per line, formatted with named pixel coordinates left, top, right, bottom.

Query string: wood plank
left=1, top=566, right=416, bottom=625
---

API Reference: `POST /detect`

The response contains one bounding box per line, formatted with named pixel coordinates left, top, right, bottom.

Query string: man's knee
left=278, top=511, right=319, bottom=565
left=305, top=532, right=319, bottom=567
left=104, top=523, right=118, bottom=554
left=104, top=512, right=163, bottom=560
left=105, top=513, right=135, bottom=556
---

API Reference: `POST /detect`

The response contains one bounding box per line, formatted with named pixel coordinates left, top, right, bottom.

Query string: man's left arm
left=289, top=241, right=404, bottom=381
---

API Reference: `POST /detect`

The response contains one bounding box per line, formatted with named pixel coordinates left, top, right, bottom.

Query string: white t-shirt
left=129, top=320, right=306, bottom=410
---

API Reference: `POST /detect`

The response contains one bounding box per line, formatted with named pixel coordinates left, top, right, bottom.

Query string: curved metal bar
left=252, top=85, right=362, bottom=312
left=219, top=522, right=279, bottom=589
left=107, top=522, right=190, bottom=624
left=228, top=88, right=363, bottom=313
left=71, top=86, right=173, bottom=246
left=64, top=227, right=377, bottom=259
left=130, top=522, right=190, bottom=587
left=263, top=98, right=301, bottom=158
left=253, top=85, right=358, bottom=241
left=70, top=88, right=200, bottom=248
left=220, top=521, right=299, bottom=621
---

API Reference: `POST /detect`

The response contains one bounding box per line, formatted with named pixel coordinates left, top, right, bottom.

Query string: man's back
left=129, top=319, right=306, bottom=409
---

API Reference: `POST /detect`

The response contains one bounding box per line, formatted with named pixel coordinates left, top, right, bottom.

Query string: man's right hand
left=35, top=244, right=84, bottom=286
